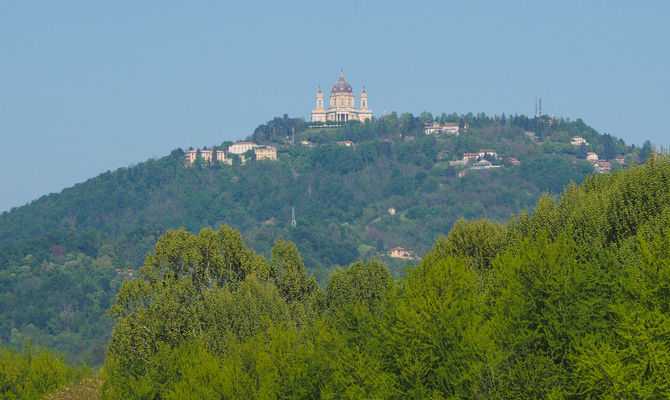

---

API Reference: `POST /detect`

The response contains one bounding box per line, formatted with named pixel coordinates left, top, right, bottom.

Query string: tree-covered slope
left=97, top=153, right=670, bottom=398
left=1, top=113, right=638, bottom=264
left=0, top=112, right=644, bottom=361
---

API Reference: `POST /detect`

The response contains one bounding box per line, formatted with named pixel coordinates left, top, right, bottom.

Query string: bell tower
left=316, top=86, right=324, bottom=110
left=311, top=86, right=326, bottom=122
left=360, top=86, right=368, bottom=110
left=358, top=85, right=372, bottom=122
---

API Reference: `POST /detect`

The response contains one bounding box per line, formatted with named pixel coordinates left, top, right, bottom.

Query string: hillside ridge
left=0, top=111, right=652, bottom=361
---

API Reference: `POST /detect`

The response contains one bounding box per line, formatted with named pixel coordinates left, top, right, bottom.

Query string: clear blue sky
left=1, top=1, right=668, bottom=212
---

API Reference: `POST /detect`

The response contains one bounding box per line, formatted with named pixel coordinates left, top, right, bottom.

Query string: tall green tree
left=430, top=218, right=508, bottom=270
left=600, top=133, right=617, bottom=160
left=326, top=258, right=393, bottom=314
left=380, top=255, right=486, bottom=398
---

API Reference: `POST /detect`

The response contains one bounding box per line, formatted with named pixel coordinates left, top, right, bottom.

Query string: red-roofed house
left=594, top=161, right=611, bottom=173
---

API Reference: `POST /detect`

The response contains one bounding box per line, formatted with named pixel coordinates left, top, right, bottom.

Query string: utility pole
left=291, top=207, right=296, bottom=228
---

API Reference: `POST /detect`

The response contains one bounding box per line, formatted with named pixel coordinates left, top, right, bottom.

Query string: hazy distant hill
left=0, top=112, right=646, bottom=361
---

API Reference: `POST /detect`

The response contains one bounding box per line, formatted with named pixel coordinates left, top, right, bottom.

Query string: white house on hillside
left=228, top=142, right=258, bottom=155
left=586, top=152, right=599, bottom=162
left=478, top=149, right=498, bottom=159
left=571, top=136, right=588, bottom=146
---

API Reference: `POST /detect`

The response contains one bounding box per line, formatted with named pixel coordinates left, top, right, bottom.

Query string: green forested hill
left=0, top=112, right=647, bottom=362
left=95, top=153, right=670, bottom=398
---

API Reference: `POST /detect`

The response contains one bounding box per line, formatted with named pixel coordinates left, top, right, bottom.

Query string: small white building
left=443, top=122, right=462, bottom=135
left=571, top=136, right=588, bottom=146
left=471, top=160, right=502, bottom=170
left=424, top=122, right=465, bottom=136
left=478, top=149, right=498, bottom=160
left=228, top=141, right=258, bottom=155
left=586, top=152, right=599, bottom=162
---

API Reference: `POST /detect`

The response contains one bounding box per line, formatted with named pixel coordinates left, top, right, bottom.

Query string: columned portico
left=337, top=113, right=350, bottom=122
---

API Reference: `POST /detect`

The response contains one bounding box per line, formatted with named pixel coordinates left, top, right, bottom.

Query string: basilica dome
left=331, top=72, right=353, bottom=93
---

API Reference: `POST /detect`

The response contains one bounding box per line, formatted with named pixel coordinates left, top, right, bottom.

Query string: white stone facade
left=312, top=72, right=372, bottom=123
left=228, top=142, right=258, bottom=155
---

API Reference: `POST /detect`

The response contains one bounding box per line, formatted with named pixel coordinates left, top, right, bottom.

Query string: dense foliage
left=0, top=343, right=90, bottom=399
left=0, top=112, right=642, bottom=362
left=97, top=154, right=670, bottom=398
left=0, top=244, right=122, bottom=365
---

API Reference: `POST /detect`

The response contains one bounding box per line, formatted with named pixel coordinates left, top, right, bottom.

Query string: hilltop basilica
left=311, top=72, right=372, bottom=123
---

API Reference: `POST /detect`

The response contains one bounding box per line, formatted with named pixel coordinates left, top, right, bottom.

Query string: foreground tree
left=99, top=154, right=670, bottom=399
